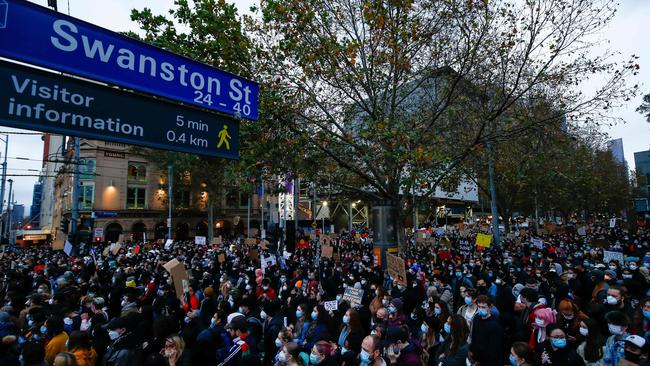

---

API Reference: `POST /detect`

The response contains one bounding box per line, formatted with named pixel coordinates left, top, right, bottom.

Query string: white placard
left=195, top=236, right=206, bottom=245
left=603, top=250, right=624, bottom=265
left=324, top=300, right=338, bottom=311
left=63, top=240, right=73, bottom=256
left=164, top=239, right=173, bottom=250
left=532, top=238, right=544, bottom=249
left=609, top=218, right=616, bottom=228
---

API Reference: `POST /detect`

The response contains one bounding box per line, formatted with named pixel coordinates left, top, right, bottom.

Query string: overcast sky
left=6, top=0, right=650, bottom=215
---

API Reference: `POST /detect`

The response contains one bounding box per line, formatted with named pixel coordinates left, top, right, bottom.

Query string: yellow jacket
left=72, top=347, right=98, bottom=366
left=45, top=332, right=69, bottom=365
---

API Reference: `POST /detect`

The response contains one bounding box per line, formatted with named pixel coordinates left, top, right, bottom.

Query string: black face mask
left=624, top=351, right=641, bottom=363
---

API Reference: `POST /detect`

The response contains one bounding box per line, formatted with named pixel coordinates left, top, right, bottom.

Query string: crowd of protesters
left=0, top=221, right=649, bottom=366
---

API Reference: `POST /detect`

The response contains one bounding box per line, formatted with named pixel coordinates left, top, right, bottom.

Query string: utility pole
left=0, top=134, right=8, bottom=227
left=247, top=194, right=251, bottom=238
left=70, top=137, right=81, bottom=243
left=260, top=180, right=264, bottom=237
left=167, top=164, right=173, bottom=240
left=6, top=179, right=13, bottom=240
left=294, top=178, right=300, bottom=232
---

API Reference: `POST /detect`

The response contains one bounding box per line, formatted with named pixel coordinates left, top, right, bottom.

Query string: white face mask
left=608, top=324, right=623, bottom=335
left=579, top=327, right=588, bottom=337
left=535, top=318, right=545, bottom=327
left=277, top=351, right=286, bottom=362
left=260, top=310, right=268, bottom=320
left=606, top=295, right=618, bottom=305
left=275, top=338, right=282, bottom=348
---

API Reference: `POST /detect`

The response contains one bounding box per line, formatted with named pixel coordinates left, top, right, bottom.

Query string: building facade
left=634, top=149, right=650, bottom=213
left=30, top=181, right=42, bottom=227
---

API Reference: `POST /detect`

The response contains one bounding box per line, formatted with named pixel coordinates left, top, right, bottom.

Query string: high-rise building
left=608, top=138, right=626, bottom=166
left=39, top=134, right=65, bottom=234
left=633, top=149, right=650, bottom=213
left=30, top=181, right=42, bottom=227
left=11, top=204, right=25, bottom=228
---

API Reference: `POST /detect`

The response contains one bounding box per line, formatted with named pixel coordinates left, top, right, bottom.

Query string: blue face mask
left=40, top=325, right=47, bottom=334
left=342, top=315, right=349, bottom=324
left=477, top=309, right=488, bottom=317
left=455, top=272, right=462, bottom=278
left=443, top=323, right=451, bottom=334
left=551, top=338, right=567, bottom=349
left=311, top=311, right=318, bottom=321
left=309, top=353, right=321, bottom=365
left=296, top=310, right=303, bottom=318
left=388, top=306, right=397, bottom=314
left=464, top=297, right=472, bottom=305
left=210, top=319, right=217, bottom=328
left=360, top=350, right=371, bottom=364
left=509, top=354, right=519, bottom=366
left=434, top=307, right=442, bottom=315
left=643, top=310, right=650, bottom=319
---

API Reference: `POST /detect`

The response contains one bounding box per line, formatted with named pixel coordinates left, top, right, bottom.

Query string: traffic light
left=60, top=218, right=69, bottom=234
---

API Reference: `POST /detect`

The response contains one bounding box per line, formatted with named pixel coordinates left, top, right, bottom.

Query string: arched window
left=127, top=162, right=147, bottom=181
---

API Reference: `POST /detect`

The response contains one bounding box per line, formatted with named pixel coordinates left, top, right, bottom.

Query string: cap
left=625, top=335, right=646, bottom=349
left=103, top=316, right=130, bottom=330
left=226, top=312, right=244, bottom=324
left=604, top=269, right=617, bottom=280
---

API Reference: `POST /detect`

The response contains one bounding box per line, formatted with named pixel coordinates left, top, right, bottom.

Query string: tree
left=636, top=93, right=650, bottom=122
left=252, top=0, right=638, bottom=252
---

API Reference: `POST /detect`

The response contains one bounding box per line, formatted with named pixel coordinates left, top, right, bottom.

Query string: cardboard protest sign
left=249, top=249, right=259, bottom=262
left=163, top=259, right=189, bottom=301
left=618, top=359, right=639, bottom=366
left=386, top=253, right=407, bottom=286
left=260, top=240, right=269, bottom=250
left=475, top=233, right=492, bottom=248
left=538, top=229, right=548, bottom=236
left=342, top=287, right=364, bottom=306
left=519, top=229, right=526, bottom=236
left=603, top=250, right=624, bottom=265
left=321, top=245, right=334, bottom=258
left=63, top=241, right=73, bottom=256
left=195, top=236, right=206, bottom=245
left=117, top=234, right=125, bottom=244
left=324, top=300, right=338, bottom=311
left=111, top=243, right=122, bottom=255
left=506, top=233, right=516, bottom=240
left=217, top=253, right=226, bottom=263
left=210, top=236, right=223, bottom=246
left=460, top=230, right=470, bottom=238
left=244, top=238, right=257, bottom=246
left=52, top=237, right=65, bottom=251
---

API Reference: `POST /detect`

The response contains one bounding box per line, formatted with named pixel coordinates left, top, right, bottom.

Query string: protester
left=0, top=222, right=647, bottom=366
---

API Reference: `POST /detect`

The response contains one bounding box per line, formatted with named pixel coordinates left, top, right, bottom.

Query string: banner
left=475, top=233, right=492, bottom=248
left=195, top=236, right=206, bottom=245
left=458, top=239, right=474, bottom=258
left=323, top=300, right=338, bottom=311
left=321, top=245, right=333, bottom=258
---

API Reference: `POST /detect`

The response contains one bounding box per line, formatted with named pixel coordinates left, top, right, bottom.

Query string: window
left=176, top=190, right=191, bottom=208
left=127, top=162, right=147, bottom=182
left=81, top=183, right=94, bottom=209
left=226, top=191, right=239, bottom=208
left=79, top=159, right=96, bottom=179
left=127, top=187, right=147, bottom=209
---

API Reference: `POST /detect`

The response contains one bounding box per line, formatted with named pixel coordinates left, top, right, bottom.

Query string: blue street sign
left=0, top=61, right=239, bottom=159
left=0, top=0, right=258, bottom=120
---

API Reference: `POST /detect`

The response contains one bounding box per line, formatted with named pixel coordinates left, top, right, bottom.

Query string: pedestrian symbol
left=217, top=125, right=231, bottom=150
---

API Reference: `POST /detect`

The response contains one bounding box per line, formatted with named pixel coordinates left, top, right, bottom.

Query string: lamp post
left=5, top=178, right=13, bottom=241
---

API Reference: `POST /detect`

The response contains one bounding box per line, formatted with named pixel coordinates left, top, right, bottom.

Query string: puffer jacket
left=73, top=348, right=98, bottom=366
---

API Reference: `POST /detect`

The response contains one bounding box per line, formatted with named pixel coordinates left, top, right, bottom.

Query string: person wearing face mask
left=67, top=330, right=97, bottom=366
left=434, top=315, right=469, bottom=366
left=470, top=296, right=503, bottom=366
left=359, top=334, right=387, bottom=366
left=277, top=341, right=307, bottom=366
left=456, top=288, right=478, bottom=330
left=386, top=299, right=406, bottom=327
left=419, top=318, right=438, bottom=366
left=119, top=292, right=138, bottom=318
left=257, top=278, right=277, bottom=301
left=293, top=304, right=311, bottom=346
left=632, top=297, right=650, bottom=339
left=529, top=307, right=556, bottom=349
left=509, top=342, right=534, bottom=366
left=336, top=309, right=364, bottom=364
left=369, top=287, right=386, bottom=315
left=194, top=310, right=231, bottom=365
left=557, top=299, right=588, bottom=344
left=535, top=326, right=585, bottom=366
left=199, top=287, right=217, bottom=327
left=309, top=340, right=338, bottom=366
left=159, top=335, right=191, bottom=366
left=43, top=316, right=69, bottom=366
left=576, top=319, right=605, bottom=366
left=603, top=311, right=630, bottom=366
left=303, top=305, right=329, bottom=352
left=262, top=301, right=284, bottom=365
left=272, top=328, right=294, bottom=366
left=102, top=316, right=139, bottom=366
left=385, top=326, right=421, bottom=366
